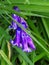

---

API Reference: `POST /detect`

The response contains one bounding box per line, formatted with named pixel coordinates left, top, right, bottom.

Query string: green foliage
left=0, top=0, right=49, bottom=65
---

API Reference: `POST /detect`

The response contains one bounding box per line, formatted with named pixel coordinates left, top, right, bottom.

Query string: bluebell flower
left=9, top=6, right=36, bottom=52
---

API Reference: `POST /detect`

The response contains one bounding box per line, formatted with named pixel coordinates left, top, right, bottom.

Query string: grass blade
left=0, top=50, right=13, bottom=65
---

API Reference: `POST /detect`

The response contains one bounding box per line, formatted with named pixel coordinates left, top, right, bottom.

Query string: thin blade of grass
left=13, top=46, right=34, bottom=65
left=42, top=18, right=49, bottom=38
left=0, top=50, right=13, bottom=65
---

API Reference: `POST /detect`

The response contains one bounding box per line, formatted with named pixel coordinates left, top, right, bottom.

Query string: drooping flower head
left=9, top=6, right=36, bottom=52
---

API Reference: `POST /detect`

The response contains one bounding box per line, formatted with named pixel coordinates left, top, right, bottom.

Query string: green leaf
left=13, top=46, right=34, bottom=65
left=42, top=18, right=49, bottom=38
left=33, top=52, right=46, bottom=63
left=0, top=50, right=13, bottom=65
left=1, top=39, right=7, bottom=65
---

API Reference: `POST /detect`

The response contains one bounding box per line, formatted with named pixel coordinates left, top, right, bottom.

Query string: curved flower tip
left=10, top=40, right=16, bottom=46
left=10, top=39, right=20, bottom=47
left=9, top=21, right=17, bottom=30
left=23, top=48, right=32, bottom=52
left=13, top=6, right=20, bottom=12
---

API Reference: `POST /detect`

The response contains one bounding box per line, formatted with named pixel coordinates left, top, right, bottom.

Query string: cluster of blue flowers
left=9, top=6, right=36, bottom=52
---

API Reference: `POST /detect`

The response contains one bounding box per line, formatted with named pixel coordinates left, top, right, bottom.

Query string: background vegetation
left=0, top=0, right=49, bottom=65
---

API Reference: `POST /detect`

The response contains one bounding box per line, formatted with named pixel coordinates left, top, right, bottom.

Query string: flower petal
left=23, top=48, right=32, bottom=52
left=21, top=31, right=32, bottom=52
left=27, top=35, right=36, bottom=50
left=9, top=21, right=17, bottom=29
left=12, top=14, right=21, bottom=23
left=16, top=29, right=21, bottom=47
left=21, top=17, right=28, bottom=28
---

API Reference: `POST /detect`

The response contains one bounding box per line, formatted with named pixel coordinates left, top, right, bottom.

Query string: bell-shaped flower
left=9, top=6, right=36, bottom=52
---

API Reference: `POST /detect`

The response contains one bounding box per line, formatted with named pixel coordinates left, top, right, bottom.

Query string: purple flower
left=9, top=6, right=36, bottom=52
